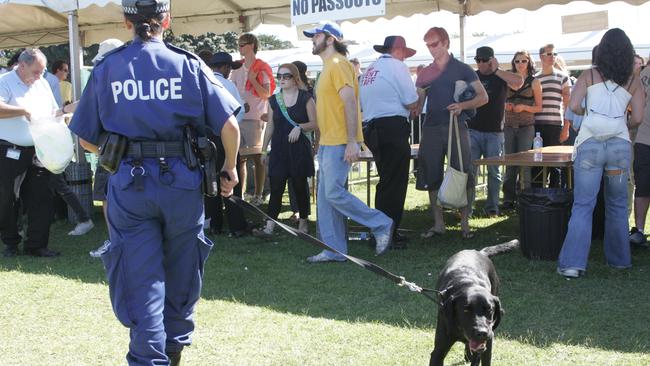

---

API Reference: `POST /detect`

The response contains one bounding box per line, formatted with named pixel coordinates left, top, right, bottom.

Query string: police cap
left=122, top=0, right=170, bottom=15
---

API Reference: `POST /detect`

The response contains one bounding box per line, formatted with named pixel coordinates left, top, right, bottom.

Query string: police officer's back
left=68, top=1, right=241, bottom=365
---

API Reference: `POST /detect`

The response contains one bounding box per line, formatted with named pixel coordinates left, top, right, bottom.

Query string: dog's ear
left=441, top=294, right=457, bottom=334
left=492, top=295, right=503, bottom=330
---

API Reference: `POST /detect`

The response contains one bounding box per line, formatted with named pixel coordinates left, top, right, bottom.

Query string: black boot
left=167, top=351, right=181, bottom=366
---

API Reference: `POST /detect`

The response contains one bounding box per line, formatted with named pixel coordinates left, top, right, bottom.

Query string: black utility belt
left=125, top=141, right=184, bottom=158
left=98, top=134, right=185, bottom=174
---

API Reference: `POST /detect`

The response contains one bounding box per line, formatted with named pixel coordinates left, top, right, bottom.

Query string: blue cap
left=303, top=21, right=343, bottom=40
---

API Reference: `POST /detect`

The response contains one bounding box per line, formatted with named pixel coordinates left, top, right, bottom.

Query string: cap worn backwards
left=303, top=21, right=343, bottom=40
left=122, top=0, right=170, bottom=15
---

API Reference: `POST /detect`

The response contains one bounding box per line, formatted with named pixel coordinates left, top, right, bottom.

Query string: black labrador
left=429, top=240, right=518, bottom=366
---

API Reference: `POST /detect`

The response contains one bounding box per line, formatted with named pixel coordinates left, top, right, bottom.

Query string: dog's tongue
left=469, top=340, right=486, bottom=352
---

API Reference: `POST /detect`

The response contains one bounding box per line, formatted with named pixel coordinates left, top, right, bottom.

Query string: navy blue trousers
left=102, top=158, right=212, bottom=366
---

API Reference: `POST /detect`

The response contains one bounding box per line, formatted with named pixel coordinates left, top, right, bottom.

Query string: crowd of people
left=0, top=0, right=649, bottom=361
left=3, top=23, right=649, bottom=266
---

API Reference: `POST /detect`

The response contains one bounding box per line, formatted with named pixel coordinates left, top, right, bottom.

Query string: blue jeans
left=316, top=145, right=392, bottom=259
left=502, top=125, right=535, bottom=204
left=558, top=137, right=632, bottom=271
left=469, top=130, right=504, bottom=215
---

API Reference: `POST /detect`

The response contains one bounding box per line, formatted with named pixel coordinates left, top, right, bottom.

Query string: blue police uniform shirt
left=69, top=37, right=240, bottom=145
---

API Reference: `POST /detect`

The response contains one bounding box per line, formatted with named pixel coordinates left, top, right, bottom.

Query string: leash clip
left=397, top=276, right=423, bottom=293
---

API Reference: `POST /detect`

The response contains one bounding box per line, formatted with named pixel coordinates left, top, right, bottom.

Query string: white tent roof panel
left=1, top=0, right=649, bottom=49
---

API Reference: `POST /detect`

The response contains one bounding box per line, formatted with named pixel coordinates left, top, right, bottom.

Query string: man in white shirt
left=360, top=35, right=418, bottom=245
left=0, top=48, right=60, bottom=257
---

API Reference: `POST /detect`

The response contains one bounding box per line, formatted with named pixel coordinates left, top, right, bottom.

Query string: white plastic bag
left=29, top=116, right=74, bottom=174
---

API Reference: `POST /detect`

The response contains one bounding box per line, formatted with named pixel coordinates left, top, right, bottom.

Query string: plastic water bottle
left=533, top=132, right=543, bottom=162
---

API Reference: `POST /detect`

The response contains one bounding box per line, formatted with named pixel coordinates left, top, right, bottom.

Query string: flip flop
left=461, top=230, right=475, bottom=239
left=421, top=227, right=445, bottom=238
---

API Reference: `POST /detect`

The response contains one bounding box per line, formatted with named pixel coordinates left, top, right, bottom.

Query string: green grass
left=1, top=181, right=649, bottom=365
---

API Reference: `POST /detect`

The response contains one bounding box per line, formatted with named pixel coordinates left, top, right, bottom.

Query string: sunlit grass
left=1, top=176, right=648, bottom=365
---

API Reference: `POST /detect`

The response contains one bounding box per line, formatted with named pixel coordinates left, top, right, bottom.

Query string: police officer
left=68, top=1, right=240, bottom=365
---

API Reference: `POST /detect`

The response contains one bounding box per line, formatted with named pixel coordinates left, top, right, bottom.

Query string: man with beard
left=303, top=21, right=393, bottom=262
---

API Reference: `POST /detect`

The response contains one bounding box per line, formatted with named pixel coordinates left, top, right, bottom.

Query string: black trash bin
left=518, top=187, right=573, bottom=260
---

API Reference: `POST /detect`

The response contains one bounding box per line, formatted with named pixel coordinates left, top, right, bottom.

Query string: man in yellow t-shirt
left=303, top=21, right=393, bottom=263
left=52, top=60, right=72, bottom=105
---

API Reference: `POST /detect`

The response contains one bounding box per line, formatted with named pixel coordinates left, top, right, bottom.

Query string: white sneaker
left=557, top=268, right=581, bottom=278
left=306, top=251, right=346, bottom=263
left=374, top=221, right=394, bottom=256
left=68, top=220, right=94, bottom=236
left=90, top=240, right=111, bottom=258
left=249, top=196, right=263, bottom=206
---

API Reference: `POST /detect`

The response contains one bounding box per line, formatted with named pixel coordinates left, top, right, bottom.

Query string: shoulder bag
left=437, top=113, right=468, bottom=208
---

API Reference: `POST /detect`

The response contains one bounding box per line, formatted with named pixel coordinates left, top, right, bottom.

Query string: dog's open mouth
left=469, top=339, right=487, bottom=353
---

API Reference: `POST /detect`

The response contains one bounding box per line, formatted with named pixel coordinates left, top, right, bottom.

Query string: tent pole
left=67, top=9, right=85, bottom=163
left=66, top=8, right=94, bottom=224
left=459, top=11, right=466, bottom=62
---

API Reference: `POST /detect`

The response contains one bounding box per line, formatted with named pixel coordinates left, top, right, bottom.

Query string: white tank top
left=573, top=80, right=631, bottom=158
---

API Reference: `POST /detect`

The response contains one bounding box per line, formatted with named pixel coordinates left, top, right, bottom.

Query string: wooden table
left=358, top=144, right=419, bottom=206
left=473, top=145, right=574, bottom=189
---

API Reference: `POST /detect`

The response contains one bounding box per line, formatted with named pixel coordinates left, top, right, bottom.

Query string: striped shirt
left=534, top=69, right=569, bottom=126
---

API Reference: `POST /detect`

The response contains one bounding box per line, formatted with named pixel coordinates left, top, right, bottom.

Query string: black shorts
left=633, top=143, right=650, bottom=197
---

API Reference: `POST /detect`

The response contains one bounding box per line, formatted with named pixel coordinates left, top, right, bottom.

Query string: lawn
left=0, top=180, right=649, bottom=365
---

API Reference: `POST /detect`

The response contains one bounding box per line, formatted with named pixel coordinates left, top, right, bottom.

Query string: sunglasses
left=543, top=52, right=558, bottom=57
left=238, top=42, right=250, bottom=48
left=514, top=59, right=529, bottom=64
left=426, top=40, right=441, bottom=49
left=277, top=73, right=293, bottom=80
left=475, top=57, right=491, bottom=63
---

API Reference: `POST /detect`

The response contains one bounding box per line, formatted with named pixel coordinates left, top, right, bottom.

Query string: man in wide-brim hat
left=373, top=35, right=417, bottom=59
left=359, top=35, right=419, bottom=246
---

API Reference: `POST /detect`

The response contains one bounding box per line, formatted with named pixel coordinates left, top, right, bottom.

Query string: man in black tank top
left=468, top=46, right=523, bottom=217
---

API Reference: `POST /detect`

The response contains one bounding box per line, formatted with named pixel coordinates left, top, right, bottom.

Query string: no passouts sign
left=291, top=0, right=385, bottom=25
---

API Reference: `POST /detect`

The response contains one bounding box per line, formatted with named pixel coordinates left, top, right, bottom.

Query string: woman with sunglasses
left=557, top=28, right=644, bottom=278
left=254, top=63, right=317, bottom=236
left=502, top=51, right=543, bottom=209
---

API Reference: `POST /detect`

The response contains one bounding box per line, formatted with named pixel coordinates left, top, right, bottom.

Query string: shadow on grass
left=1, top=204, right=649, bottom=355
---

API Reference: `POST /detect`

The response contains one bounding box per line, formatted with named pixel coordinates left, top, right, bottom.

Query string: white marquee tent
left=2, top=0, right=650, bottom=49
left=1, top=0, right=648, bottom=102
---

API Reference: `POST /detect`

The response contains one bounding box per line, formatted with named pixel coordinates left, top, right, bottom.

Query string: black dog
left=429, top=240, right=519, bottom=366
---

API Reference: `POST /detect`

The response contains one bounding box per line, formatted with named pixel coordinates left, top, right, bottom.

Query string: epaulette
left=165, top=42, right=201, bottom=63
left=93, top=41, right=130, bottom=66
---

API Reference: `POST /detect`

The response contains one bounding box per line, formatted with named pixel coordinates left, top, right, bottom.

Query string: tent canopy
left=1, top=0, right=649, bottom=49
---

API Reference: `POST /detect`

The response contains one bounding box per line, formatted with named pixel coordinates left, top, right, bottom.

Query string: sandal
left=461, top=230, right=475, bottom=239
left=421, top=227, right=445, bottom=238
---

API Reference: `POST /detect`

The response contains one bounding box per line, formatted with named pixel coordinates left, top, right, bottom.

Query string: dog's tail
left=480, top=239, right=520, bottom=257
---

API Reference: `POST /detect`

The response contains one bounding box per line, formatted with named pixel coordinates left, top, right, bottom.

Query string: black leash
left=227, top=195, right=441, bottom=304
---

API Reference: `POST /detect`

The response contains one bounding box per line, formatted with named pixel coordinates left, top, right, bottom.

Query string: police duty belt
left=228, top=195, right=441, bottom=304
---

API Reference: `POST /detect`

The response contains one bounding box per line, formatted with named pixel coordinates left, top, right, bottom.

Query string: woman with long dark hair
left=557, top=28, right=644, bottom=278
left=502, top=50, right=543, bottom=209
left=254, top=63, right=317, bottom=235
